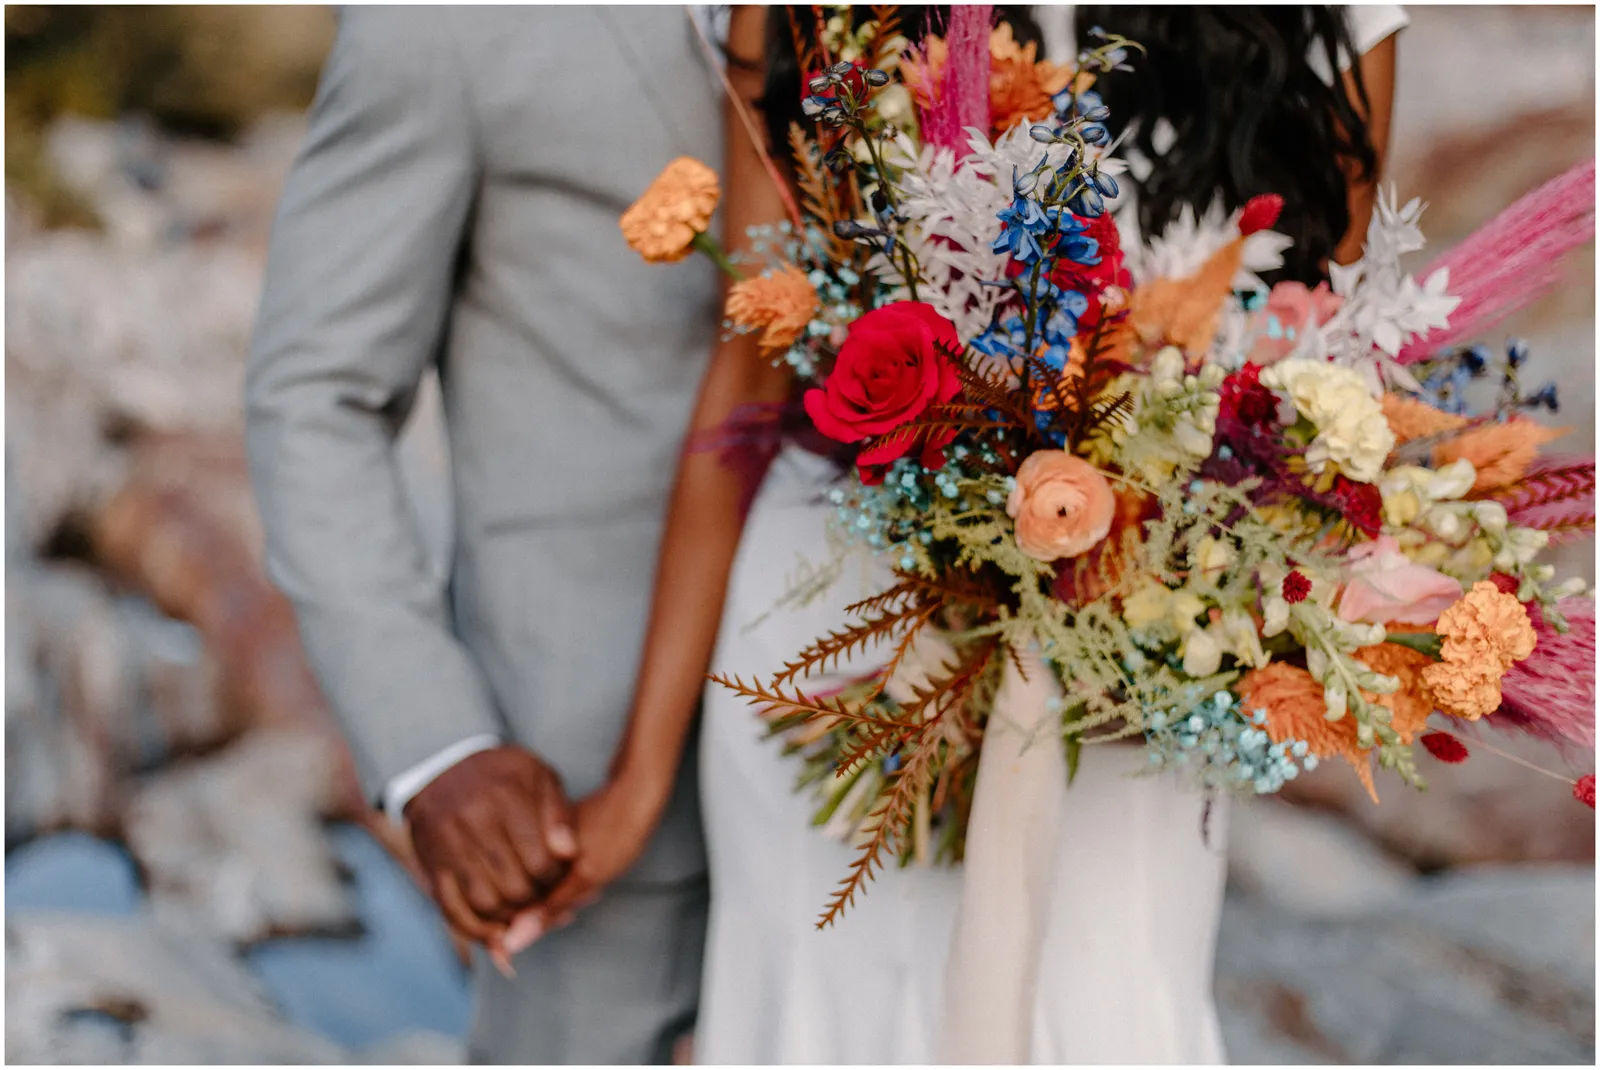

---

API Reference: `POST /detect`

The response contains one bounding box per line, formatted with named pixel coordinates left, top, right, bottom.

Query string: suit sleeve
left=245, top=8, right=504, bottom=799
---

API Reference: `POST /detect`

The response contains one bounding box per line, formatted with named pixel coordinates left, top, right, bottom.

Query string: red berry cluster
left=1281, top=570, right=1312, bottom=604
left=1574, top=774, right=1596, bottom=809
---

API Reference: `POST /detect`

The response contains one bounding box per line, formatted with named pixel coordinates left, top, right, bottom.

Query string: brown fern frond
left=832, top=715, right=922, bottom=779
left=863, top=5, right=904, bottom=73
left=841, top=578, right=922, bottom=618
left=858, top=415, right=1022, bottom=463
left=923, top=402, right=1029, bottom=427
left=770, top=602, right=931, bottom=687
left=1022, top=352, right=1079, bottom=418
left=942, top=342, right=1033, bottom=426
left=893, top=569, right=1005, bottom=611
left=788, top=124, right=851, bottom=262
left=858, top=603, right=940, bottom=702
left=710, top=672, right=925, bottom=733
left=1075, top=390, right=1135, bottom=444
left=817, top=740, right=936, bottom=927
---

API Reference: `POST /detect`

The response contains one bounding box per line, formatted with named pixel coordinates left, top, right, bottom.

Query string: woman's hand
left=532, top=770, right=673, bottom=923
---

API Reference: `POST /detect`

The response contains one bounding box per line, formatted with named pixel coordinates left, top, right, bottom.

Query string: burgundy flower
left=1218, top=363, right=1278, bottom=428
left=1420, top=732, right=1470, bottom=764
left=1281, top=570, right=1312, bottom=604
left=1333, top=478, right=1384, bottom=539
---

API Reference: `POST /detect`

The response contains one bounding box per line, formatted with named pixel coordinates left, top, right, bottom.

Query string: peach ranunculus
left=1336, top=536, right=1463, bottom=626
left=726, top=264, right=819, bottom=353
left=1005, top=452, right=1116, bottom=562
left=1246, top=281, right=1343, bottom=365
left=620, top=157, right=721, bottom=263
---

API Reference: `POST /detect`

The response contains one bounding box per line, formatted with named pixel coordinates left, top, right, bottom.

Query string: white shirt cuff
left=383, top=734, right=502, bottom=823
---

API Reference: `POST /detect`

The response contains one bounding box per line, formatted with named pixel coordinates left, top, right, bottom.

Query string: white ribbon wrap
left=938, top=643, right=1066, bottom=1063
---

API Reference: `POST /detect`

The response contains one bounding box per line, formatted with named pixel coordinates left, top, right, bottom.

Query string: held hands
left=404, top=745, right=667, bottom=972
left=538, top=773, right=669, bottom=921
left=404, top=744, right=578, bottom=974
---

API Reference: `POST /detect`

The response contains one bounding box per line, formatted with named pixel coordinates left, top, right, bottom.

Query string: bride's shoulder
left=1344, top=5, right=1410, bottom=56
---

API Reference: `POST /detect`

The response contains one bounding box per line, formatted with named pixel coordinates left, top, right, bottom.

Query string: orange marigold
left=620, top=157, right=720, bottom=264
left=1352, top=642, right=1435, bottom=743
left=1237, top=662, right=1378, bottom=803
left=1422, top=657, right=1505, bottom=720
left=902, top=25, right=1078, bottom=139
left=1435, top=580, right=1537, bottom=668
left=1432, top=417, right=1569, bottom=492
left=987, top=24, right=1075, bottom=134
left=1381, top=393, right=1467, bottom=445
left=726, top=264, right=819, bottom=353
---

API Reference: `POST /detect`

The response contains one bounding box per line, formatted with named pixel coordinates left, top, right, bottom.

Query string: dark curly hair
left=1075, top=6, right=1376, bottom=283
left=753, top=6, right=1377, bottom=284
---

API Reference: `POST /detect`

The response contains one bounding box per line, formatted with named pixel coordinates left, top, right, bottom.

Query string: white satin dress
left=693, top=9, right=1408, bottom=1062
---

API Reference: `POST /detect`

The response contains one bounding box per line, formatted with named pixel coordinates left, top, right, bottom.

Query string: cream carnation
left=1262, top=358, right=1395, bottom=483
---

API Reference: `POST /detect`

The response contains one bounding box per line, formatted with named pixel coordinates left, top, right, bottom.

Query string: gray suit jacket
left=246, top=7, right=721, bottom=889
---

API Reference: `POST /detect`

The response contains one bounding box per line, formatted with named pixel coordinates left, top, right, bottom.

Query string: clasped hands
left=404, top=744, right=659, bottom=975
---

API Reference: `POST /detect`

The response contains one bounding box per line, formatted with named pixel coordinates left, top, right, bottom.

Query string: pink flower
left=1336, top=536, right=1464, bottom=626
left=1005, top=451, right=1116, bottom=562
left=1247, top=281, right=1343, bottom=365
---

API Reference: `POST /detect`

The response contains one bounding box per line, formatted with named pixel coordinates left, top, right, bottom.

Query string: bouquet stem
left=692, top=230, right=745, bottom=280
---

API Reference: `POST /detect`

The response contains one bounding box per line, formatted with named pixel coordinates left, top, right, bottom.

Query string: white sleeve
left=382, top=733, right=502, bottom=823
left=1346, top=4, right=1409, bottom=58
left=1309, top=5, right=1409, bottom=84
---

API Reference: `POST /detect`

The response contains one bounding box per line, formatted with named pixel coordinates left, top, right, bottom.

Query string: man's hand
left=405, top=744, right=577, bottom=961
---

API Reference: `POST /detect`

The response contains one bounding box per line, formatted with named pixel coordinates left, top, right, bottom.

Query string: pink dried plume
left=1492, top=453, right=1596, bottom=547
left=916, top=4, right=993, bottom=160
left=1398, top=158, right=1595, bottom=364
left=1490, top=596, right=1596, bottom=755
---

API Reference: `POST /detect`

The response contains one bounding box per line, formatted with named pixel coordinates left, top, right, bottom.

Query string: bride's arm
left=1333, top=34, right=1397, bottom=264
left=538, top=5, right=790, bottom=917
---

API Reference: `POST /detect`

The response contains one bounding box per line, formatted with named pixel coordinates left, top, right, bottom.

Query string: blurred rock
left=356, top=1033, right=467, bottom=1064
left=6, top=562, right=134, bottom=842
left=1280, top=732, right=1596, bottom=870
left=124, top=729, right=357, bottom=945
left=5, top=911, right=344, bottom=1064
left=4, top=907, right=459, bottom=1064
left=1228, top=797, right=1416, bottom=919
left=1217, top=866, right=1596, bottom=1064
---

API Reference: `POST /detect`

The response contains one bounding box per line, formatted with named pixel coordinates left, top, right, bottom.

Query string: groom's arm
left=245, top=9, right=571, bottom=943
left=246, top=7, right=501, bottom=801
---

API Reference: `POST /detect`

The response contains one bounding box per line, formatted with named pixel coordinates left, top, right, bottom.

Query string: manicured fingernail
left=504, top=912, right=544, bottom=954
left=549, top=826, right=577, bottom=856
left=490, top=945, right=517, bottom=980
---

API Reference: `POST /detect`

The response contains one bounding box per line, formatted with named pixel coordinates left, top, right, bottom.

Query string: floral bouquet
left=624, top=6, right=1597, bottom=943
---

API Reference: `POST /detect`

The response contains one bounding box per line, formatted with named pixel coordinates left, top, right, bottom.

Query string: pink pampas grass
left=1493, top=453, right=1596, bottom=547
left=1397, top=158, right=1595, bottom=365
left=1491, top=596, right=1596, bottom=754
left=917, top=4, right=992, bottom=160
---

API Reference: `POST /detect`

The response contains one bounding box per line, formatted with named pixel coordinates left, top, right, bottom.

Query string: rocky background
left=5, top=6, right=1595, bottom=1064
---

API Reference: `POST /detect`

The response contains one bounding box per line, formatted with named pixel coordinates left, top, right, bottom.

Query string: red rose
left=804, top=301, right=962, bottom=472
